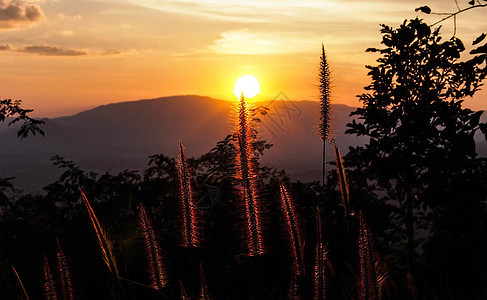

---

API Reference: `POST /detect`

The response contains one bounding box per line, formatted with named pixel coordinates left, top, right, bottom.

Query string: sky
left=0, top=0, right=486, bottom=117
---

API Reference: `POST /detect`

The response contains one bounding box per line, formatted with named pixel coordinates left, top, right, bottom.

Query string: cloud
left=0, top=0, right=44, bottom=29
left=57, top=30, right=74, bottom=37
left=126, top=0, right=412, bottom=24
left=209, top=29, right=318, bottom=55
left=1, top=43, right=131, bottom=56
left=0, top=43, right=12, bottom=50
left=19, top=44, right=88, bottom=56
left=100, top=49, right=139, bottom=56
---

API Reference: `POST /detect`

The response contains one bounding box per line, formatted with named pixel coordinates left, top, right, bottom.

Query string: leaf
left=473, top=33, right=486, bottom=45
left=480, top=123, right=487, bottom=140
left=468, top=0, right=475, bottom=5
left=455, top=38, right=465, bottom=52
left=415, top=6, right=431, bottom=14
left=470, top=110, right=483, bottom=127
left=471, top=44, right=487, bottom=54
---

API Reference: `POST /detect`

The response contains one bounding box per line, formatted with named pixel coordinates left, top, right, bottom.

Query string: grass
left=8, top=49, right=388, bottom=300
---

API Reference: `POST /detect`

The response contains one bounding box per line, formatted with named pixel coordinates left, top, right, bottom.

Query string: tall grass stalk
left=178, top=141, right=200, bottom=248
left=358, top=212, right=385, bottom=300
left=198, top=263, right=211, bottom=300
left=319, top=44, right=331, bottom=195
left=313, top=208, right=328, bottom=300
left=279, top=184, right=304, bottom=274
left=139, top=205, right=166, bottom=290
left=12, top=265, right=29, bottom=300
left=56, top=239, right=74, bottom=300
left=43, top=255, right=58, bottom=300
left=79, top=189, right=119, bottom=278
left=179, top=281, right=189, bottom=300
left=235, top=94, right=264, bottom=256
left=288, top=263, right=300, bottom=300
left=334, top=143, right=350, bottom=231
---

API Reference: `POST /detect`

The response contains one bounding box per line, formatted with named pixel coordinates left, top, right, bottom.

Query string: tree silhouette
left=416, top=1, right=487, bottom=35
left=0, top=98, right=44, bottom=138
left=0, top=98, right=44, bottom=201
left=345, top=18, right=487, bottom=297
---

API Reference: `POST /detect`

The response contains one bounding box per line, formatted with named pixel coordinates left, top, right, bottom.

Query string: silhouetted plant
left=139, top=205, right=166, bottom=290
left=11, top=265, right=29, bottom=300
left=357, top=213, right=386, bottom=300
left=279, top=184, right=304, bottom=275
left=234, top=94, right=266, bottom=256
left=178, top=141, right=201, bottom=248
left=80, top=189, right=119, bottom=278
left=319, top=44, right=331, bottom=197
left=42, top=255, right=57, bottom=300
left=56, top=240, right=74, bottom=300
left=0, top=98, right=44, bottom=138
left=198, top=263, right=211, bottom=300
left=313, top=208, right=328, bottom=300
left=346, top=17, right=487, bottom=296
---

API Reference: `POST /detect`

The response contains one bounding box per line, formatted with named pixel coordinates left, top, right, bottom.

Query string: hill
left=0, top=95, right=485, bottom=193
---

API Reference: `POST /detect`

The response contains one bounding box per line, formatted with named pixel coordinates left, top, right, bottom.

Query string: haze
left=0, top=0, right=486, bottom=117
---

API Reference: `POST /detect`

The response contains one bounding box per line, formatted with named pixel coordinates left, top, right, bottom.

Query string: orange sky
left=0, top=0, right=486, bottom=117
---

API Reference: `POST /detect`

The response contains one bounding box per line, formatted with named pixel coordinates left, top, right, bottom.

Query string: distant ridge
left=0, top=95, right=485, bottom=193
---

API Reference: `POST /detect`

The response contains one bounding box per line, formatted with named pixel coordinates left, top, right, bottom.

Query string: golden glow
left=233, top=75, right=260, bottom=98
left=3, top=1, right=487, bottom=116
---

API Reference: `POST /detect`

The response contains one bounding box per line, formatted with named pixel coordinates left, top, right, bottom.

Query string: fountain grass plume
left=80, top=188, right=119, bottom=278
left=179, top=280, right=189, bottom=300
left=235, top=94, right=265, bottom=256
left=319, top=43, right=331, bottom=142
left=288, top=263, right=300, bottom=300
left=178, top=140, right=201, bottom=248
left=334, top=142, right=350, bottom=231
left=279, top=184, right=304, bottom=275
left=199, top=263, right=211, bottom=300
left=139, top=205, right=167, bottom=289
left=43, top=255, right=58, bottom=300
left=56, top=239, right=74, bottom=300
left=358, top=212, right=386, bottom=300
left=319, top=44, right=331, bottom=193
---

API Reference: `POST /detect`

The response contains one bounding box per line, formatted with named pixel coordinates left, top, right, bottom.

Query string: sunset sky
left=0, top=0, right=486, bottom=117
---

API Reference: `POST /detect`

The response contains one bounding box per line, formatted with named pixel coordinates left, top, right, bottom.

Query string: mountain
left=0, top=95, right=485, bottom=193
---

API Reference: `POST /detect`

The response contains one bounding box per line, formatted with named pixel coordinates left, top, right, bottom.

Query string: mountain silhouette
left=0, top=95, right=485, bottom=193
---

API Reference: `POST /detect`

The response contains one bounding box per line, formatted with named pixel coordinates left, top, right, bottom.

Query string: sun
left=233, top=75, right=260, bottom=98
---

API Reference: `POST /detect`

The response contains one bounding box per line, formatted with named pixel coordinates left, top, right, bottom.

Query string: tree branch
left=430, top=4, right=487, bottom=27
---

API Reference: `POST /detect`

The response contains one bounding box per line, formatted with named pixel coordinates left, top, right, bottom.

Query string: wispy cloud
left=0, top=0, right=44, bottom=29
left=18, top=44, right=87, bottom=56
left=101, top=49, right=138, bottom=56
left=0, top=43, right=138, bottom=56
left=123, top=0, right=412, bottom=24
left=0, top=43, right=12, bottom=50
left=210, top=29, right=317, bottom=54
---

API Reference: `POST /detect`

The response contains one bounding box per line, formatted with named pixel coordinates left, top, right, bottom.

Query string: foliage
left=0, top=98, right=45, bottom=204
left=0, top=132, right=317, bottom=299
left=416, top=1, right=487, bottom=33
left=345, top=18, right=487, bottom=297
left=0, top=98, right=44, bottom=138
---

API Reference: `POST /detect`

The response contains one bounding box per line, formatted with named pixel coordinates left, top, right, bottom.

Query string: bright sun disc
left=234, top=75, right=260, bottom=98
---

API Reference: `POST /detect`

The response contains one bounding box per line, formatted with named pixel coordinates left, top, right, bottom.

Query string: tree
left=416, top=1, right=487, bottom=36
left=0, top=98, right=44, bottom=138
left=345, top=18, right=487, bottom=297
left=0, top=98, right=45, bottom=201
